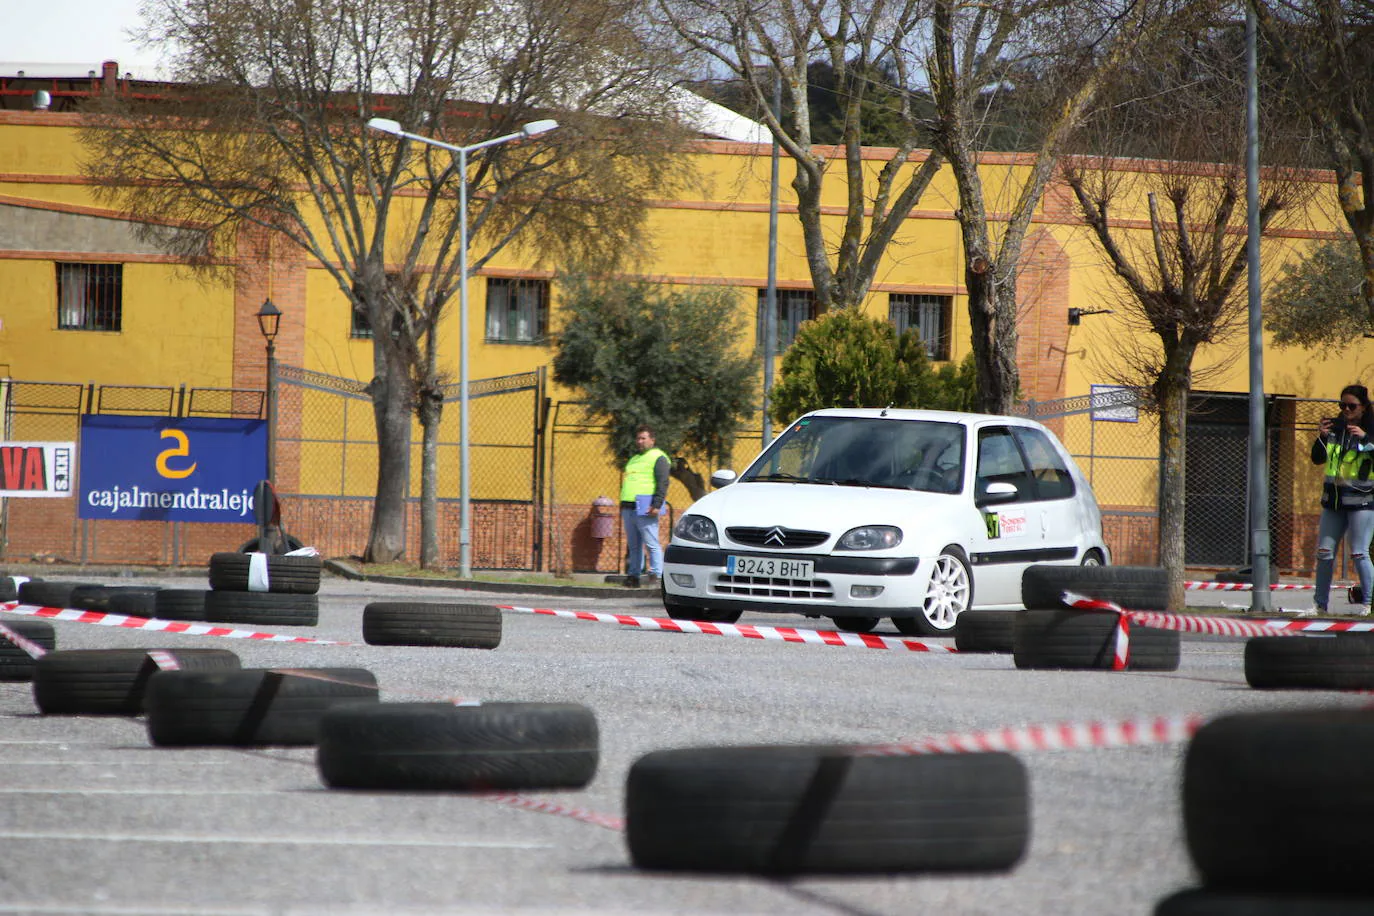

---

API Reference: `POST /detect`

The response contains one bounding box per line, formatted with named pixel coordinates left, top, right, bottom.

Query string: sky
left=3, top=0, right=170, bottom=78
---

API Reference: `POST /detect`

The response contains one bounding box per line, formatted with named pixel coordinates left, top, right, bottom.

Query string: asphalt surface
left=0, top=570, right=1361, bottom=915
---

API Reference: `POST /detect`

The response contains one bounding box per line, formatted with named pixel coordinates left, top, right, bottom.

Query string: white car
left=661, top=407, right=1110, bottom=635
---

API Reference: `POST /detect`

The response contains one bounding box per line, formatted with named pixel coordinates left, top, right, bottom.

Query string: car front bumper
left=662, top=544, right=929, bottom=617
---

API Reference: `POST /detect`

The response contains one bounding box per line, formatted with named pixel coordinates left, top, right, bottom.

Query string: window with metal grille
left=756, top=288, right=818, bottom=350
left=485, top=278, right=549, bottom=343
left=350, top=273, right=417, bottom=339
left=889, top=293, right=952, bottom=360
left=350, top=304, right=372, bottom=338
left=57, top=263, right=122, bottom=331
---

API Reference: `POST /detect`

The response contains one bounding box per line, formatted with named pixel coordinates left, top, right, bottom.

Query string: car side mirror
left=710, top=469, right=737, bottom=489
left=975, top=481, right=1018, bottom=507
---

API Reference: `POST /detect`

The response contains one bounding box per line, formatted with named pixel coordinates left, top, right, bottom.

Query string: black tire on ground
left=317, top=702, right=599, bottom=790
left=145, top=667, right=379, bottom=747
left=362, top=603, right=502, bottom=649
left=18, top=580, right=86, bottom=609
left=203, top=590, right=319, bottom=627
left=33, top=648, right=242, bottom=715
left=208, top=551, right=321, bottom=595
left=69, top=584, right=117, bottom=611
left=0, top=577, right=16, bottom=601
left=954, top=610, right=1019, bottom=653
left=237, top=534, right=307, bottom=554
left=1155, top=887, right=1374, bottom=916
left=828, top=617, right=880, bottom=634
left=625, top=745, right=1029, bottom=874
left=154, top=589, right=209, bottom=621
left=1184, top=709, right=1374, bottom=893
left=1012, top=609, right=1180, bottom=671
left=106, top=588, right=162, bottom=616
left=1020, top=564, right=1169, bottom=611
left=1244, top=634, right=1374, bottom=690
left=0, top=618, right=56, bottom=682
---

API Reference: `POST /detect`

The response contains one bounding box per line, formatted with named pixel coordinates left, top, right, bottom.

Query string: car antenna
left=880, top=402, right=892, bottom=417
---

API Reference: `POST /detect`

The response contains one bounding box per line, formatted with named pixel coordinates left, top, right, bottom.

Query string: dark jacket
left=1312, top=415, right=1374, bottom=510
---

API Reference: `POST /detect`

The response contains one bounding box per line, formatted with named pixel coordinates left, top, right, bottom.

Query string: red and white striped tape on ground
left=1064, top=592, right=1374, bottom=638
left=480, top=793, right=624, bottom=832
left=0, top=620, right=49, bottom=659
left=146, top=649, right=181, bottom=671
left=495, top=604, right=958, bottom=653
left=1184, top=581, right=1317, bottom=591
left=0, top=601, right=355, bottom=646
left=858, top=713, right=1207, bottom=757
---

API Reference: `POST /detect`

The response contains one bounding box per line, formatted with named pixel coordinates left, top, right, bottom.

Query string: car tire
left=1154, top=887, right=1374, bottom=915
left=829, top=616, right=879, bottom=634
left=626, top=744, right=1029, bottom=874
left=1244, top=633, right=1374, bottom=690
left=237, top=535, right=307, bottom=553
left=208, top=552, right=321, bottom=595
left=1021, top=564, right=1168, bottom=611
left=662, top=586, right=743, bottom=625
left=203, top=590, right=319, bottom=627
left=0, top=619, right=56, bottom=682
left=954, top=610, right=1018, bottom=653
left=154, top=588, right=209, bottom=621
left=33, top=648, right=242, bottom=715
left=362, top=602, right=502, bottom=649
left=0, top=576, right=16, bottom=601
left=106, top=588, right=162, bottom=616
left=1012, top=609, right=1180, bottom=671
left=145, top=668, right=379, bottom=747
left=893, top=547, right=972, bottom=636
left=18, top=579, right=86, bottom=609
left=317, top=701, right=599, bottom=791
left=1183, top=709, right=1374, bottom=893
left=69, top=584, right=117, bottom=611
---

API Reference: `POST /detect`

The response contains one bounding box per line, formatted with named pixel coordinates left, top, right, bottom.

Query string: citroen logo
left=764, top=526, right=787, bottom=546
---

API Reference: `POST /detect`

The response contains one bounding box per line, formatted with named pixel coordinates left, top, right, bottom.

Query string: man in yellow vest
left=620, top=424, right=670, bottom=588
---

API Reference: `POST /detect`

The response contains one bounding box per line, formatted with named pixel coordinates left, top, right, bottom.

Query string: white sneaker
left=1353, top=606, right=1373, bottom=618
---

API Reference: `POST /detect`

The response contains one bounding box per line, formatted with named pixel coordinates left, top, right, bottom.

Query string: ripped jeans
left=1314, top=507, right=1374, bottom=609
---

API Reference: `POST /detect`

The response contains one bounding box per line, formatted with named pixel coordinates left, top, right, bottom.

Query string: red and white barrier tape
left=480, top=793, right=624, bottom=832
left=1184, top=581, right=1316, bottom=591
left=858, top=713, right=1206, bottom=757
left=0, top=601, right=354, bottom=646
left=495, top=604, right=957, bottom=653
left=0, top=620, right=48, bottom=659
left=146, top=649, right=181, bottom=671
left=1064, top=592, right=1374, bottom=638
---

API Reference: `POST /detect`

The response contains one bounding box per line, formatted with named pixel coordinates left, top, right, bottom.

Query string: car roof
left=797, top=407, right=1044, bottom=429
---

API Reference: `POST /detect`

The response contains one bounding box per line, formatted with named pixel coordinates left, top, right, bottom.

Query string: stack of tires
left=205, top=551, right=321, bottom=626
left=1009, top=565, right=1180, bottom=671
left=1157, top=709, right=1374, bottom=914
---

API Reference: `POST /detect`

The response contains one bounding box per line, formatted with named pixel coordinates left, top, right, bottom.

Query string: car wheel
left=1081, top=549, right=1105, bottom=566
left=829, top=616, right=879, bottom=634
left=893, top=547, right=972, bottom=636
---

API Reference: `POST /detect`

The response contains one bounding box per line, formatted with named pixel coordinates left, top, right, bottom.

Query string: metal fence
left=0, top=370, right=1346, bottom=576
left=275, top=364, right=547, bottom=569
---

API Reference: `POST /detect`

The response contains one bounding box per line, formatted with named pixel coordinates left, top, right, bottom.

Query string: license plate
left=726, top=555, right=814, bottom=579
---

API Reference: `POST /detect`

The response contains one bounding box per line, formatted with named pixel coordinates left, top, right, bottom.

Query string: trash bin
left=590, top=496, right=616, bottom=540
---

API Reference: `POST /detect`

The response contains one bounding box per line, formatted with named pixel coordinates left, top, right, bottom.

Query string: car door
left=967, top=426, right=1047, bottom=607
left=1010, top=425, right=1085, bottom=566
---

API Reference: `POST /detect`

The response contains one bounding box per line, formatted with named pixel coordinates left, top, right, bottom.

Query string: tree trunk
left=670, top=458, right=706, bottom=502
left=965, top=263, right=1020, bottom=415
left=364, top=349, right=411, bottom=563
left=1157, top=376, right=1188, bottom=611
left=418, top=390, right=442, bottom=569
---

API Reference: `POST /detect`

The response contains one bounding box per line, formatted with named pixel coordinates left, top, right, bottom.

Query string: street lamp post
left=256, top=298, right=282, bottom=484
left=366, top=115, right=559, bottom=578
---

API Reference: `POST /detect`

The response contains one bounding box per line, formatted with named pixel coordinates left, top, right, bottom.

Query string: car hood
left=686, top=481, right=956, bottom=532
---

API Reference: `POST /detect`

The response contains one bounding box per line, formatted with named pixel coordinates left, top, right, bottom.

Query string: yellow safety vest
left=621, top=447, right=668, bottom=502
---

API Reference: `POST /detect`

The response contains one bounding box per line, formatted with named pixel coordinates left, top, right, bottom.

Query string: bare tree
left=1250, top=0, right=1374, bottom=325
left=1060, top=29, right=1314, bottom=605
left=922, top=0, right=1198, bottom=413
left=80, top=0, right=696, bottom=565
left=653, top=0, right=945, bottom=313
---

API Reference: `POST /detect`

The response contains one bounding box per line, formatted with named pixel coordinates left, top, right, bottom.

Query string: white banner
left=0, top=442, right=75, bottom=497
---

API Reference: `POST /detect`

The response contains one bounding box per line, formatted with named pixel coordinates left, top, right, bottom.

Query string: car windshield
left=742, top=416, right=966, bottom=494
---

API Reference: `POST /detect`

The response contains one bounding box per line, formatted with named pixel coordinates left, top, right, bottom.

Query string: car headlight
left=836, top=525, right=902, bottom=550
left=674, top=514, right=719, bottom=546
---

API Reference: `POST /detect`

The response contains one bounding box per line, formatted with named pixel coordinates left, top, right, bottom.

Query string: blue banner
left=79, top=416, right=267, bottom=522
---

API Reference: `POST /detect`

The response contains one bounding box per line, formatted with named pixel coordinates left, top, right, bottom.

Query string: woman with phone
left=1312, top=384, right=1374, bottom=615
